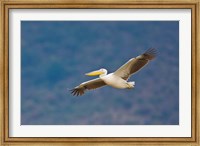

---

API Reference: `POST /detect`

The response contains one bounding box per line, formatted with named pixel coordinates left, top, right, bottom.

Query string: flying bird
left=70, top=48, right=157, bottom=96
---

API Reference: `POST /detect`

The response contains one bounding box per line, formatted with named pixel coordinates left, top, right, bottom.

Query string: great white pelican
left=70, top=48, right=157, bottom=96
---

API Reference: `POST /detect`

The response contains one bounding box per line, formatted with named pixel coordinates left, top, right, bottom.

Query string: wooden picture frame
left=0, top=0, right=199, bottom=145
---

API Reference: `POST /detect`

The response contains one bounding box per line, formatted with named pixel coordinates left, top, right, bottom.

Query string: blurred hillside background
left=21, top=21, right=179, bottom=125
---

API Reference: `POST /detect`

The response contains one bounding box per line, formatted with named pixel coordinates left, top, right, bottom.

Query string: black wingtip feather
left=143, top=48, right=157, bottom=60
left=70, top=88, right=84, bottom=96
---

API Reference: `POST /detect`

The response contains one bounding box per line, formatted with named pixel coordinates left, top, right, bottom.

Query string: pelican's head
left=85, top=68, right=107, bottom=76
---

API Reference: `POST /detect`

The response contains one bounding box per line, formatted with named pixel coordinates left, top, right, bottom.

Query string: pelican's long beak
left=85, top=70, right=104, bottom=76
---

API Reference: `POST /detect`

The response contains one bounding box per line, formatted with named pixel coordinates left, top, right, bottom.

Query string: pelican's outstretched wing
left=70, top=78, right=106, bottom=96
left=114, top=48, right=157, bottom=80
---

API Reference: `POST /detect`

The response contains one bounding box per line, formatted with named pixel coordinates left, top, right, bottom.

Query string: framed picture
left=1, top=0, right=199, bottom=145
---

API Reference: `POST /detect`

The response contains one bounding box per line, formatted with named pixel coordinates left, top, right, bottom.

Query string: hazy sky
left=21, top=21, right=179, bottom=125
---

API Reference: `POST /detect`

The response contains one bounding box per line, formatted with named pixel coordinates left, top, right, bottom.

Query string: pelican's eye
left=101, top=69, right=105, bottom=72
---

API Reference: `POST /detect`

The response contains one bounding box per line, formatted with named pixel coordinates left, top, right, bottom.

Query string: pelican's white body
left=100, top=73, right=135, bottom=89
